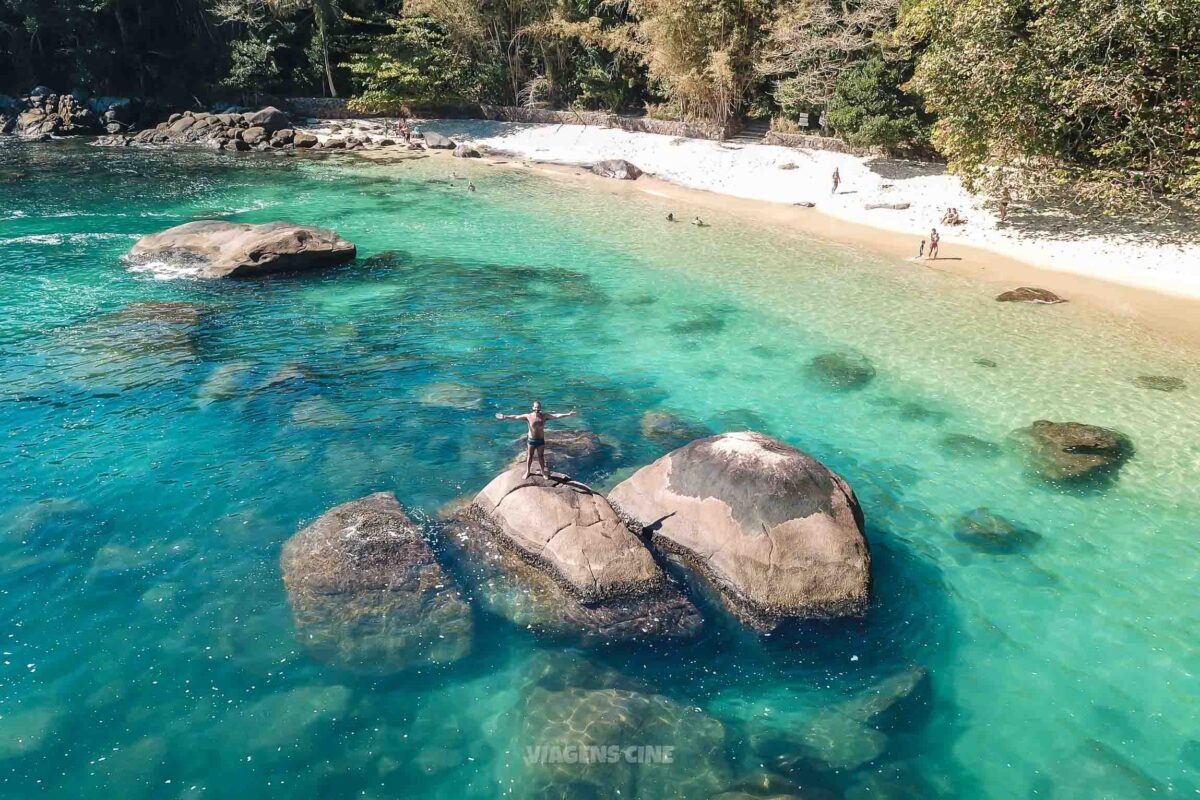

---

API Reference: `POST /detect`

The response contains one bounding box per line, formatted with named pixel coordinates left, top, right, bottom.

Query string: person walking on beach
left=831, top=167, right=841, bottom=195
left=928, top=228, right=940, bottom=259
left=496, top=401, right=578, bottom=479
left=917, top=239, right=925, bottom=259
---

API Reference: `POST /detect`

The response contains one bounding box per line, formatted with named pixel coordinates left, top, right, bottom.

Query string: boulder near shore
left=609, top=431, right=872, bottom=630
left=1011, top=420, right=1133, bottom=485
left=280, top=493, right=472, bottom=673
left=127, top=220, right=356, bottom=278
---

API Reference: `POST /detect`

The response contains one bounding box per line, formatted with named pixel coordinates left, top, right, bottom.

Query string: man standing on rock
left=495, top=401, right=577, bottom=479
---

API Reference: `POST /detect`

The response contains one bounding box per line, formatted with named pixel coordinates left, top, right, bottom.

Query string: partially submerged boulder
left=591, top=159, right=643, bottom=180
left=954, top=508, right=1042, bottom=554
left=1011, top=420, right=1133, bottom=485
left=609, top=431, right=871, bottom=630
left=444, top=504, right=702, bottom=644
left=996, top=287, right=1066, bottom=304
left=1134, top=375, right=1186, bottom=393
left=453, top=142, right=481, bottom=158
left=245, top=106, right=291, bottom=133
left=127, top=220, right=356, bottom=278
left=280, top=492, right=472, bottom=673
left=474, top=467, right=663, bottom=602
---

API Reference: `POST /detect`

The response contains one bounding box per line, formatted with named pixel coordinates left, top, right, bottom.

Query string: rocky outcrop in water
left=453, top=142, right=481, bottom=158
left=591, top=159, right=644, bottom=180
left=444, top=504, right=702, bottom=644
left=280, top=492, right=472, bottom=673
left=1134, top=375, right=1186, bottom=392
left=1011, top=420, right=1133, bottom=485
left=954, top=508, right=1041, bottom=554
left=14, top=88, right=102, bottom=137
left=128, top=220, right=356, bottom=278
left=609, top=431, right=871, bottom=630
left=422, top=131, right=455, bottom=149
left=996, top=287, right=1066, bottom=304
left=506, top=428, right=619, bottom=481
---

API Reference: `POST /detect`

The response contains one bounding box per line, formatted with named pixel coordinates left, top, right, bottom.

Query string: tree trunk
left=317, top=15, right=338, bottom=98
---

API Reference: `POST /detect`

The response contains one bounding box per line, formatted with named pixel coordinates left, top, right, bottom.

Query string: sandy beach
left=306, top=117, right=1200, bottom=344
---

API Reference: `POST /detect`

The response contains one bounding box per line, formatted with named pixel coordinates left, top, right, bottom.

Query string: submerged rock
left=1134, top=375, right=1186, bottom=392
left=128, top=220, right=356, bottom=278
left=753, top=666, right=930, bottom=772
left=954, top=508, right=1042, bottom=554
left=939, top=433, right=1001, bottom=460
left=507, top=428, right=619, bottom=481
left=520, top=686, right=730, bottom=799
left=280, top=492, right=472, bottom=673
left=609, top=431, right=871, bottom=630
left=640, top=410, right=712, bottom=449
left=996, top=287, right=1066, bottom=304
left=591, top=159, right=643, bottom=180
left=807, top=352, right=877, bottom=391
left=1011, top=420, right=1133, bottom=485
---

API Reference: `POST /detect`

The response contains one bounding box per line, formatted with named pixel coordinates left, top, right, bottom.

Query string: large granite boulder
left=423, top=131, right=455, bottom=149
left=475, top=467, right=664, bottom=602
left=245, top=106, right=291, bottom=133
left=591, top=159, right=643, bottom=180
left=609, top=431, right=871, bottom=630
left=1011, top=420, right=1133, bottom=485
left=128, top=220, right=356, bottom=278
left=443, top=503, right=702, bottom=645
left=280, top=492, right=472, bottom=673
left=453, top=142, right=481, bottom=158
left=520, top=685, right=730, bottom=799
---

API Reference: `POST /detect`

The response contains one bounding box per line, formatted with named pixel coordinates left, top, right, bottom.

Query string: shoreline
left=347, top=140, right=1200, bottom=349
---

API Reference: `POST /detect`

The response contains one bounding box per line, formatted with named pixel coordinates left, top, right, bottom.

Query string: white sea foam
left=0, top=232, right=134, bottom=246
left=125, top=258, right=208, bottom=280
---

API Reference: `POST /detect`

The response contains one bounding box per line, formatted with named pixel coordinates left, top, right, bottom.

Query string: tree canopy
left=1, top=0, right=1196, bottom=208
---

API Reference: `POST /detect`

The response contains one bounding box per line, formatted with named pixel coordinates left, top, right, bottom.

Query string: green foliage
left=825, top=55, right=927, bottom=150
left=347, top=16, right=494, bottom=107
left=897, top=0, right=1200, bottom=209
left=223, top=35, right=284, bottom=94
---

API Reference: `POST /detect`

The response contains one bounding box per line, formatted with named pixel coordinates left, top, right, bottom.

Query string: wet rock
left=610, top=431, right=871, bottom=630
left=954, top=508, right=1042, bottom=554
left=322, top=138, right=346, bottom=149
left=128, top=220, right=356, bottom=278
left=293, top=132, right=319, bottom=148
left=996, top=287, right=1065, bottom=304
left=423, top=131, right=455, bottom=149
left=939, top=433, right=1001, bottom=460
left=418, top=382, right=482, bottom=410
left=453, top=142, right=481, bottom=158
left=280, top=493, right=473, bottom=673
left=807, top=352, right=876, bottom=391
left=1134, top=375, right=1186, bottom=392
left=444, top=504, right=702, bottom=645
left=591, top=159, right=643, bottom=180
left=507, top=428, right=619, bottom=481
left=520, top=686, right=730, bottom=799
left=1011, top=420, right=1133, bottom=485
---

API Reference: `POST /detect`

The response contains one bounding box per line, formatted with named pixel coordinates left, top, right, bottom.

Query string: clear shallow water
left=1, top=138, right=1199, bottom=799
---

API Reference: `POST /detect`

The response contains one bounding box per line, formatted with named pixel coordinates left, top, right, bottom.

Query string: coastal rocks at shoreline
left=609, top=431, right=872, bottom=630
left=591, top=158, right=644, bottom=180
left=453, top=142, right=482, bottom=158
left=127, top=220, right=357, bottom=278
left=423, top=131, right=455, bottom=149
left=996, top=287, right=1066, bottom=304
left=2, top=88, right=141, bottom=138
left=280, top=493, right=473, bottom=673
left=1011, top=420, right=1134, bottom=485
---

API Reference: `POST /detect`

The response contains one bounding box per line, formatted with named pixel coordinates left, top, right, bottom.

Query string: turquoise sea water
left=1, top=137, right=1199, bottom=799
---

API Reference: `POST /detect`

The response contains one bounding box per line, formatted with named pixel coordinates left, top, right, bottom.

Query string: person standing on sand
left=832, top=167, right=841, bottom=195
left=917, top=239, right=925, bottom=259
left=928, top=228, right=940, bottom=259
left=495, top=401, right=578, bottom=479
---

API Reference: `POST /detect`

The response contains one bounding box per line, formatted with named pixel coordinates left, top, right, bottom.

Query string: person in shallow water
left=495, top=401, right=578, bottom=478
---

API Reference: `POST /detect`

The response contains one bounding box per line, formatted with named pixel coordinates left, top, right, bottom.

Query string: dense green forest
left=2, top=0, right=1197, bottom=207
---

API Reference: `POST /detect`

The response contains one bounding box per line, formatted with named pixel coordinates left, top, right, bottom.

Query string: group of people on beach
left=665, top=212, right=708, bottom=227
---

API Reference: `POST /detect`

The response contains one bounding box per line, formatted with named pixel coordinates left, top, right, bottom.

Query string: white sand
left=425, top=120, right=1200, bottom=300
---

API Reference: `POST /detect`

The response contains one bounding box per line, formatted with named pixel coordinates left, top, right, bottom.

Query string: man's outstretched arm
left=495, top=412, right=525, bottom=421
left=547, top=410, right=578, bottom=420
